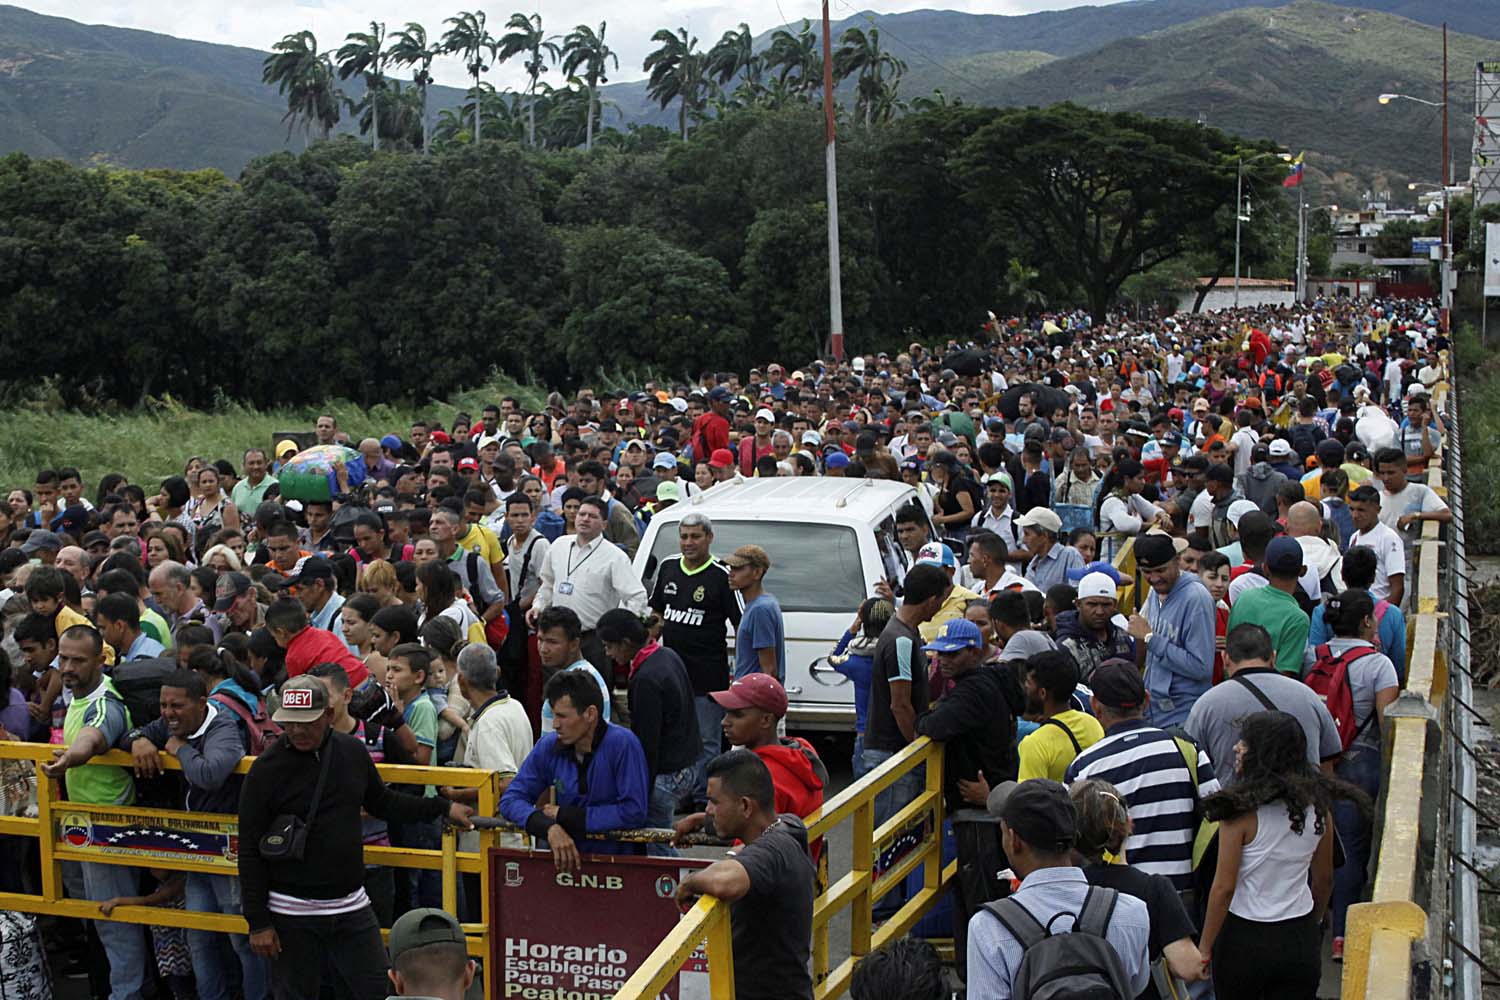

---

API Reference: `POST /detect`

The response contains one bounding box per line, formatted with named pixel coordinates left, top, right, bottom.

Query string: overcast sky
left=20, top=0, right=1127, bottom=89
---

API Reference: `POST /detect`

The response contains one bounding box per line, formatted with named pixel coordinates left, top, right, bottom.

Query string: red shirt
left=285, top=626, right=368, bottom=688
left=690, top=412, right=730, bottom=459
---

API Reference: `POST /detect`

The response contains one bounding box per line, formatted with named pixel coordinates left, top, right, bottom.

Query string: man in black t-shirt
left=649, top=512, right=742, bottom=805
left=674, top=749, right=814, bottom=1000
left=863, top=563, right=949, bottom=829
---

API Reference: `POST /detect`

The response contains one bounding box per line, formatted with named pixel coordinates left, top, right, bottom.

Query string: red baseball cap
left=709, top=448, right=735, bottom=469
left=457, top=457, right=479, bottom=472
left=710, top=674, right=787, bottom=717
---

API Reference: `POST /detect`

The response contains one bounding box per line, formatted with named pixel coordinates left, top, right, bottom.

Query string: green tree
left=956, top=104, right=1247, bottom=319
left=560, top=225, right=746, bottom=375
left=765, top=21, right=821, bottom=99
left=497, top=13, right=560, bottom=148
left=441, top=11, right=497, bottom=143
left=336, top=22, right=389, bottom=151
left=561, top=23, right=618, bottom=151
left=262, top=32, right=341, bottom=143
left=1370, top=217, right=1436, bottom=259
left=707, top=24, right=761, bottom=90
left=1004, top=258, right=1046, bottom=313
left=644, top=28, right=712, bottom=140
left=387, top=23, right=438, bottom=154
left=833, top=26, right=906, bottom=129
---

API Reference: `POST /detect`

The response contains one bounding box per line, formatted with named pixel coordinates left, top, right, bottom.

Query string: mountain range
left=0, top=0, right=1495, bottom=197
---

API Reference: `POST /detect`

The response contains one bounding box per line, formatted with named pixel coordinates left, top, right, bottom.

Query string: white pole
left=822, top=0, right=844, bottom=361
left=1234, top=158, right=1243, bottom=309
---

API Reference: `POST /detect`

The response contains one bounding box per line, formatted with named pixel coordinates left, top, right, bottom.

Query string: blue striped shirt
left=1064, top=719, right=1220, bottom=890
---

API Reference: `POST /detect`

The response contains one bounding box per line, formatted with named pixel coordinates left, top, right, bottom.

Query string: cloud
left=18, top=0, right=1122, bottom=89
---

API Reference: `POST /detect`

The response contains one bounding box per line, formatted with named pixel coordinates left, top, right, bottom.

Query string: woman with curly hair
left=1197, top=710, right=1370, bottom=998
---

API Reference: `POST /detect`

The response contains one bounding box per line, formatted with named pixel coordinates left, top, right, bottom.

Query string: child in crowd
left=1197, top=551, right=1232, bottom=684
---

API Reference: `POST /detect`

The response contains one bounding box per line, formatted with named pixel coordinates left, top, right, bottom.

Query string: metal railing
left=616, top=736, right=948, bottom=1000
left=0, top=743, right=503, bottom=957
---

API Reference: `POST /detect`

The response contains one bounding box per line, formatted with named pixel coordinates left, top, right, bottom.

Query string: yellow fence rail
left=1343, top=463, right=1447, bottom=999
left=0, top=743, right=503, bottom=958
left=616, top=737, right=948, bottom=1000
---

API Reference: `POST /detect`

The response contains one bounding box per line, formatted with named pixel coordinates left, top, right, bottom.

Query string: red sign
left=489, top=848, right=712, bottom=1000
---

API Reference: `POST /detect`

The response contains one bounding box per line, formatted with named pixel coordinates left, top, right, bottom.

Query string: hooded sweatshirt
left=1239, top=462, right=1287, bottom=518
left=753, top=738, right=826, bottom=822
left=1296, top=535, right=1343, bottom=596
left=1142, top=572, right=1217, bottom=729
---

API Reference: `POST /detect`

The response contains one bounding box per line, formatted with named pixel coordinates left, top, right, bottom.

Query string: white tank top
left=1228, top=802, right=1319, bottom=922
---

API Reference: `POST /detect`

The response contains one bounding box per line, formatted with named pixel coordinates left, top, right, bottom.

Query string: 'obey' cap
left=710, top=673, right=787, bottom=717
left=272, top=676, right=329, bottom=723
left=388, top=908, right=466, bottom=962
left=213, top=572, right=253, bottom=611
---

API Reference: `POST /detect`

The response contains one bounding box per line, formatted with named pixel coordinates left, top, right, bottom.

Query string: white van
left=633, top=477, right=934, bottom=732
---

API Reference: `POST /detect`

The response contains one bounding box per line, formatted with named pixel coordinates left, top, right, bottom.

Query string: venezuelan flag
left=1283, top=152, right=1305, bottom=188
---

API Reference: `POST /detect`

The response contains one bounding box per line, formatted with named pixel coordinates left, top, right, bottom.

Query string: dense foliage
left=0, top=102, right=1290, bottom=408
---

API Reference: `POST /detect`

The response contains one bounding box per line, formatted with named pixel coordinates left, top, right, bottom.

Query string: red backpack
left=1305, top=644, right=1378, bottom=751
left=211, top=692, right=283, bottom=755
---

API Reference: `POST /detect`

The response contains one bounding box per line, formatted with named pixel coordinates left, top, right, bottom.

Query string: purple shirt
left=0, top=688, right=30, bottom=739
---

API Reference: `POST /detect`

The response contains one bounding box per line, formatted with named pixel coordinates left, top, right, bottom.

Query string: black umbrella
left=996, top=382, right=1071, bottom=420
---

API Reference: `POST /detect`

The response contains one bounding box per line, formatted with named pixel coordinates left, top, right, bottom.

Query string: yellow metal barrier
left=0, top=742, right=502, bottom=958
left=1343, top=464, right=1447, bottom=1000
left=615, top=736, right=948, bottom=1000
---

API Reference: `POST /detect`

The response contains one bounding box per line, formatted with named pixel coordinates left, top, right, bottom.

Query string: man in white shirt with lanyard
left=527, top=495, right=648, bottom=676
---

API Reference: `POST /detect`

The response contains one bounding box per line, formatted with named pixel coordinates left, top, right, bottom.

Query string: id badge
left=557, top=581, right=575, bottom=595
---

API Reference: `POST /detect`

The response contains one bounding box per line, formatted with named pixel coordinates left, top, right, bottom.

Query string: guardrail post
left=441, top=826, right=458, bottom=917
left=851, top=799, right=873, bottom=960
left=924, top=744, right=943, bottom=896
left=706, top=903, right=736, bottom=999
left=36, top=761, right=60, bottom=903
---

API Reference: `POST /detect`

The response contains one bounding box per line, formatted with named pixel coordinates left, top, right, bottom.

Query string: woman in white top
left=1198, top=711, right=1371, bottom=999
left=414, top=559, right=487, bottom=648
left=1093, top=458, right=1165, bottom=561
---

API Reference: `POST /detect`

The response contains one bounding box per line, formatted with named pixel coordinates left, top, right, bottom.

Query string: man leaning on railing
left=237, top=675, right=474, bottom=1000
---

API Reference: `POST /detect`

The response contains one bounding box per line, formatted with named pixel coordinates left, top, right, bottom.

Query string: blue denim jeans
left=1332, top=743, right=1382, bottom=936
left=184, top=873, right=270, bottom=1000
left=861, top=747, right=925, bottom=830
left=67, top=861, right=149, bottom=1000
left=693, top=695, right=726, bottom=803
left=389, top=814, right=443, bottom=911
left=852, top=733, right=868, bottom=779
left=648, top=765, right=697, bottom=857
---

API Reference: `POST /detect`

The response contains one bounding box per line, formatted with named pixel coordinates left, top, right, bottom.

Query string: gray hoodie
left=1238, top=462, right=1287, bottom=518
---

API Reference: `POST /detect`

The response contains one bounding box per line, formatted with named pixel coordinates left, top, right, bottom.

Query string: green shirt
left=404, top=691, right=438, bottom=797
left=141, top=606, right=173, bottom=650
left=231, top=475, right=278, bottom=512
left=62, top=677, right=134, bottom=806
left=1227, top=585, right=1310, bottom=676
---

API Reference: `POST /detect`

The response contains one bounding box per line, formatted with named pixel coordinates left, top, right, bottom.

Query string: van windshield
left=644, top=521, right=866, bottom=613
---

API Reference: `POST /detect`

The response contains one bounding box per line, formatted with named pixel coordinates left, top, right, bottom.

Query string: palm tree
left=496, top=13, right=560, bottom=148
left=765, top=20, right=821, bottom=98
left=336, top=22, right=389, bottom=150
left=1005, top=258, right=1047, bottom=313
left=441, top=11, right=497, bottom=142
left=561, top=22, right=617, bottom=151
left=707, top=23, right=760, bottom=89
left=262, top=31, right=341, bottom=143
left=833, top=26, right=906, bottom=129
left=643, top=28, right=711, bottom=140
left=388, top=23, right=437, bottom=154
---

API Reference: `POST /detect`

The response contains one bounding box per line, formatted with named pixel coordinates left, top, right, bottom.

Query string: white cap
left=1015, top=507, right=1062, bottom=533
left=754, top=407, right=776, bottom=423
left=1268, top=438, right=1293, bottom=458
left=667, top=398, right=688, bottom=413
left=477, top=433, right=503, bottom=451
left=1226, top=499, right=1260, bottom=527
left=851, top=357, right=866, bottom=371
left=801, top=430, right=822, bottom=445
left=1076, top=572, right=1117, bottom=602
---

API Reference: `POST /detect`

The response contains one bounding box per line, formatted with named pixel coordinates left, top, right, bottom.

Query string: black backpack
left=110, top=656, right=176, bottom=726
left=1289, top=421, right=1325, bottom=462
left=983, top=886, right=1133, bottom=999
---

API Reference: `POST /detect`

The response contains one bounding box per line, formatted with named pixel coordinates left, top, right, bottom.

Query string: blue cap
left=1265, top=535, right=1304, bottom=575
left=652, top=452, right=679, bottom=470
left=924, top=617, right=984, bottom=653
left=380, top=434, right=402, bottom=450
left=1066, top=560, right=1121, bottom=585
left=708, top=386, right=732, bottom=402
left=825, top=452, right=851, bottom=469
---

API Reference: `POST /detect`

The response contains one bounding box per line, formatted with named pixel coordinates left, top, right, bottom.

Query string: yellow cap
left=276, top=439, right=299, bottom=458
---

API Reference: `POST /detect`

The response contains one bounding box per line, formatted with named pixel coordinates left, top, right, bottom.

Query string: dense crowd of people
left=0, top=294, right=1451, bottom=1000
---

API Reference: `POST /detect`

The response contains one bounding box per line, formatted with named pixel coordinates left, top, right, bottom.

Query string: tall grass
left=0, top=373, right=551, bottom=493
left=1457, top=326, right=1500, bottom=554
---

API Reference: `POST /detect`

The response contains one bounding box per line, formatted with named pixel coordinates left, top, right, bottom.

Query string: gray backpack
left=982, top=886, right=1132, bottom=1000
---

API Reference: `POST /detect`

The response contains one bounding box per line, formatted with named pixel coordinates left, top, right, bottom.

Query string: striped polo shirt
left=1064, top=719, right=1220, bottom=890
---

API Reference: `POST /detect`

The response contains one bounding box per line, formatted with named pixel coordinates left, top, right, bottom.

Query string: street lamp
left=1379, top=92, right=1445, bottom=107
left=1234, top=150, right=1292, bottom=308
